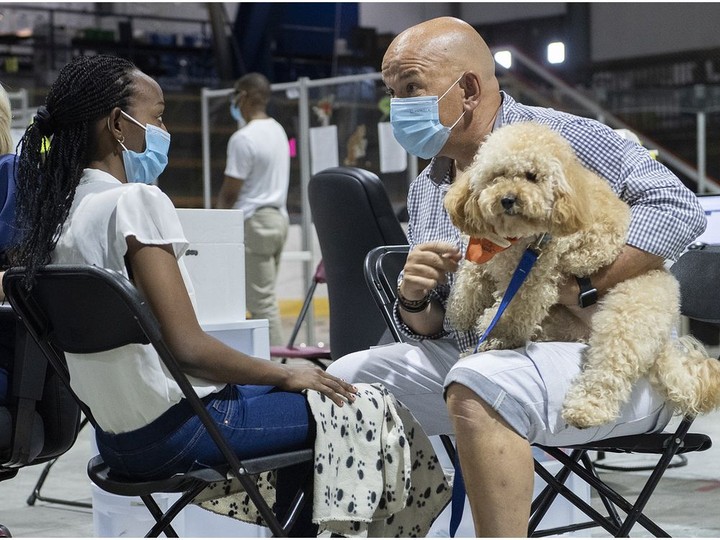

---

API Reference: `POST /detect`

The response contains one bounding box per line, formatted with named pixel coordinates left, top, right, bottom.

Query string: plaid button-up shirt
left=394, top=91, right=707, bottom=351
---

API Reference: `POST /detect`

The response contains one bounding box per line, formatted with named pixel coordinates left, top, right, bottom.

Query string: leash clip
left=528, top=233, right=551, bottom=257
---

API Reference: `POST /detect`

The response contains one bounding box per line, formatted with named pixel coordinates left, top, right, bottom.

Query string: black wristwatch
left=576, top=276, right=598, bottom=308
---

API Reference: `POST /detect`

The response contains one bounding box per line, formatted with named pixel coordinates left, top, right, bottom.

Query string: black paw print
left=365, top=420, right=378, bottom=442
left=345, top=492, right=358, bottom=514
left=344, top=446, right=355, bottom=468
left=426, top=455, right=439, bottom=470
left=384, top=488, right=397, bottom=504
left=226, top=501, right=239, bottom=517
left=356, top=458, right=366, bottom=479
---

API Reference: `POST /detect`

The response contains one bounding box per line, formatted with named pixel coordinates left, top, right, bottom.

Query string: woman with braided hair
left=12, top=55, right=357, bottom=536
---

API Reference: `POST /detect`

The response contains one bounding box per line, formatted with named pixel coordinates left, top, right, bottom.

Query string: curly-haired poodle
left=444, top=121, right=720, bottom=428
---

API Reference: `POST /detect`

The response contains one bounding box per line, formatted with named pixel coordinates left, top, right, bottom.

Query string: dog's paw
left=459, top=347, right=475, bottom=358
left=475, top=337, right=507, bottom=352
left=562, top=394, right=618, bottom=429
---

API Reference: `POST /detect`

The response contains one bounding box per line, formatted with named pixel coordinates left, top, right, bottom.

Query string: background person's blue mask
left=229, top=103, right=246, bottom=127
left=390, top=75, right=465, bottom=159
left=120, top=111, right=171, bottom=185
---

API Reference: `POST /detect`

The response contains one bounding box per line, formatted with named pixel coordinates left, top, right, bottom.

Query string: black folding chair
left=363, top=244, right=717, bottom=537
left=3, top=265, right=314, bottom=538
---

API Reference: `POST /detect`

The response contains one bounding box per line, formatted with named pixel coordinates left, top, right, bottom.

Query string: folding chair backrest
left=363, top=245, right=410, bottom=344
left=309, top=167, right=408, bottom=359
left=10, top=266, right=156, bottom=355
left=670, top=244, right=720, bottom=324
left=3, top=265, right=243, bottom=473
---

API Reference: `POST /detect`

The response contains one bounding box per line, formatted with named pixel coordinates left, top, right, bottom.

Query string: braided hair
left=13, top=55, right=137, bottom=284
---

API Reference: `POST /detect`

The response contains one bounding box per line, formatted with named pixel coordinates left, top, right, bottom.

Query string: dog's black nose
left=501, top=196, right=516, bottom=210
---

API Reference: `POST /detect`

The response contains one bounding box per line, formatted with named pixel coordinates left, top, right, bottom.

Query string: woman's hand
left=280, top=365, right=358, bottom=407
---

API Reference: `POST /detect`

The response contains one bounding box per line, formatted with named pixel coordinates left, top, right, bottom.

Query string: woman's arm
left=125, top=236, right=356, bottom=405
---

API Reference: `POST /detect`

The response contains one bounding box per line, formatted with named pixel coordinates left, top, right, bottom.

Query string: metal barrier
left=201, top=72, right=417, bottom=343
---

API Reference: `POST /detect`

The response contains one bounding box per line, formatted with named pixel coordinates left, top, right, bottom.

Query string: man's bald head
left=381, top=17, right=502, bottom=168
left=383, top=17, right=496, bottom=83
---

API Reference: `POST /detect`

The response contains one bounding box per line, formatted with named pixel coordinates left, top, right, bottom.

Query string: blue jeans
left=96, top=384, right=317, bottom=536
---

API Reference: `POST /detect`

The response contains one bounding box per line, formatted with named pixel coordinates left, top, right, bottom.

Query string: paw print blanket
left=192, top=382, right=451, bottom=537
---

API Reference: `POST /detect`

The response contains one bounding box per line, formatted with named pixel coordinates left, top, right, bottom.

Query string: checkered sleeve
left=560, top=119, right=707, bottom=260
left=392, top=167, right=477, bottom=349
left=392, top=173, right=449, bottom=341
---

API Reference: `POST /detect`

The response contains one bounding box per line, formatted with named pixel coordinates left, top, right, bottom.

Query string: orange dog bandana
left=465, top=236, right=518, bottom=264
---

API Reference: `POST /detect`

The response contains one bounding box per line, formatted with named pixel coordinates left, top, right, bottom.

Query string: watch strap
left=576, top=276, right=598, bottom=308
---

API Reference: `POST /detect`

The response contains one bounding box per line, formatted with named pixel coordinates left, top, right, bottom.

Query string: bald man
left=327, top=17, right=706, bottom=536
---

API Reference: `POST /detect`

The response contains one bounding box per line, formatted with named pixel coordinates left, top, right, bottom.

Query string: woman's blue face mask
left=389, top=74, right=466, bottom=159
left=119, top=111, right=171, bottom=185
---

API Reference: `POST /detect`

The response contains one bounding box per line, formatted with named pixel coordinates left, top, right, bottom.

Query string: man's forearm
left=399, top=298, right=446, bottom=336
left=559, top=244, right=664, bottom=306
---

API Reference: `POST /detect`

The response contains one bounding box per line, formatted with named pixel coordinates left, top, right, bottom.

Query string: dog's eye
left=525, top=171, right=538, bottom=182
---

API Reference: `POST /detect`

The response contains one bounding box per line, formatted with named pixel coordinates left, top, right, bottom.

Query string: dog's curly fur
left=444, top=121, right=720, bottom=428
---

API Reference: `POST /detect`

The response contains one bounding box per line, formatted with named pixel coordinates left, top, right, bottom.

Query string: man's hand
left=399, top=241, right=462, bottom=300
left=396, top=242, right=461, bottom=336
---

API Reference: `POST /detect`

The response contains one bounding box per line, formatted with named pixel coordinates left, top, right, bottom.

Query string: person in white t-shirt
left=13, top=55, right=356, bottom=537
left=217, top=73, right=290, bottom=346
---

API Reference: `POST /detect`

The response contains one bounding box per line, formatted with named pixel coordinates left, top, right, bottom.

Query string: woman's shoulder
left=81, top=173, right=170, bottom=207
left=116, top=182, right=176, bottom=218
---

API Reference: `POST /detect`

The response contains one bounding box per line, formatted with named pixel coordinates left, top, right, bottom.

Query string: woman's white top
left=52, top=169, right=225, bottom=434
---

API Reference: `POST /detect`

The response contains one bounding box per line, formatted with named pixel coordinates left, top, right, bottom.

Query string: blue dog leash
left=449, top=233, right=550, bottom=537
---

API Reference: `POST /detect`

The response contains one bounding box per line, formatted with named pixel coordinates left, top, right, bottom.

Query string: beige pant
left=244, top=207, right=288, bottom=346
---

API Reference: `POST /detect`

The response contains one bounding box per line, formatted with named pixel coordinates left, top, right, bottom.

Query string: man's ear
left=460, top=72, right=482, bottom=111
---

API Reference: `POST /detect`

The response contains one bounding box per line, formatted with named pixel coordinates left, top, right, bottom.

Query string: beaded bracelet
left=397, top=286, right=431, bottom=313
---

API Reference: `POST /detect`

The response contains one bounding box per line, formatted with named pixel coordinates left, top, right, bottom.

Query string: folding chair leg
left=615, top=436, right=687, bottom=537
left=531, top=450, right=605, bottom=537
left=142, top=481, right=209, bottom=538
left=281, top=281, right=319, bottom=358
left=26, top=417, right=91, bottom=509
left=541, top=446, right=671, bottom=537
left=580, top=452, right=623, bottom=530
left=440, top=434, right=456, bottom=463
left=279, top=469, right=313, bottom=533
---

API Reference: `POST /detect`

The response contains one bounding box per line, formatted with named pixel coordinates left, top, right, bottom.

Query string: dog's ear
left=444, top=169, right=474, bottom=228
left=550, top=158, right=593, bottom=235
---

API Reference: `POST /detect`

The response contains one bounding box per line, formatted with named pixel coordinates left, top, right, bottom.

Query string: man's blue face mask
left=229, top=103, right=246, bottom=127
left=119, top=111, right=171, bottom=185
left=389, top=74, right=465, bottom=159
